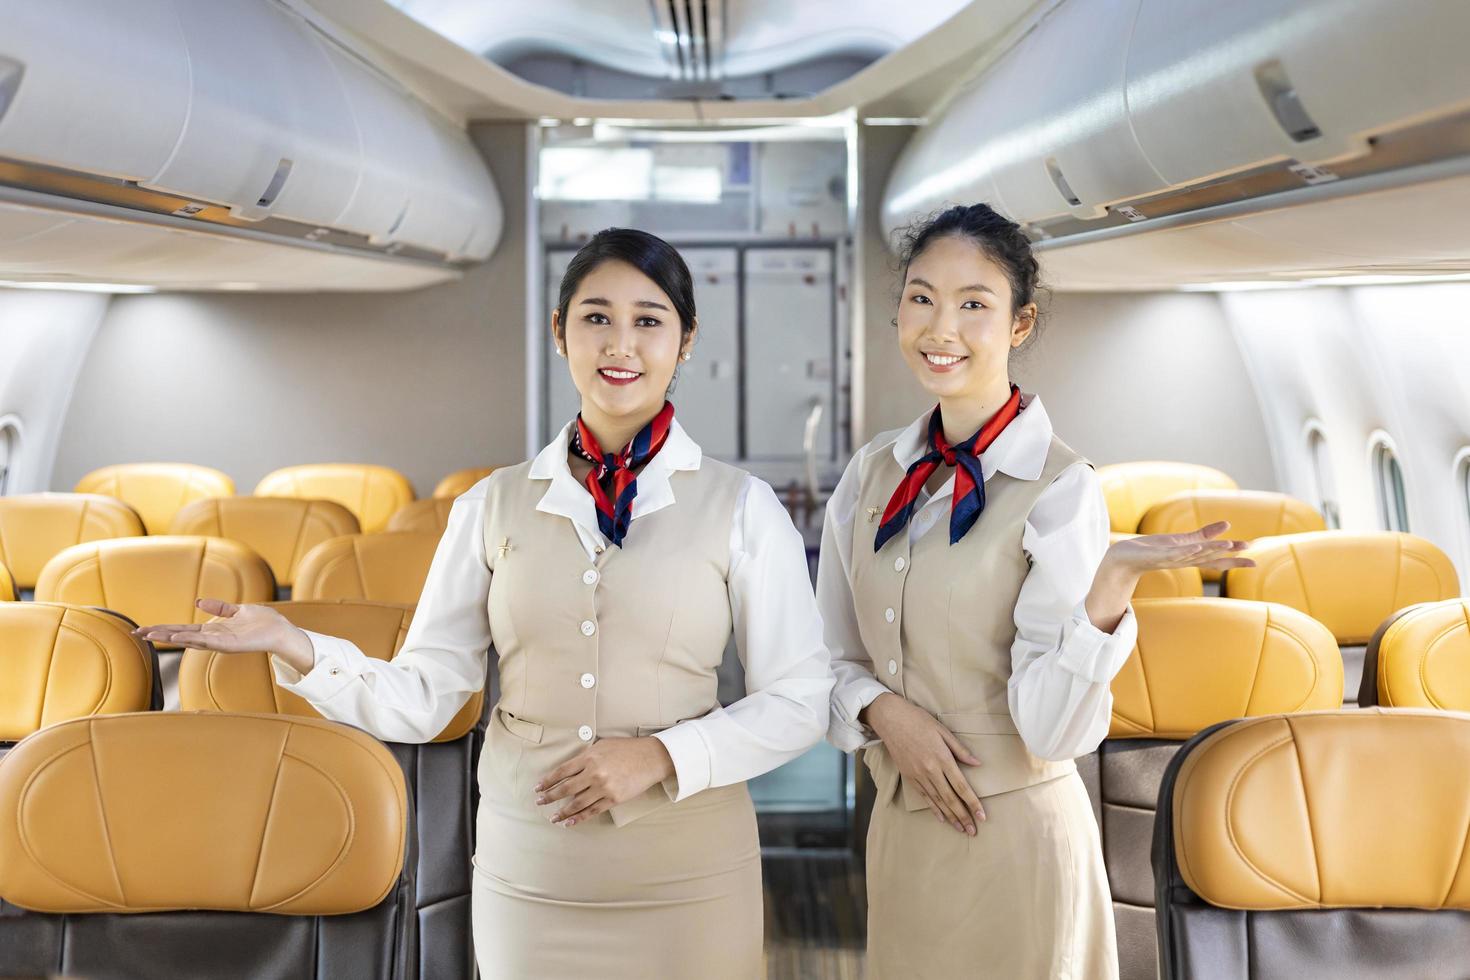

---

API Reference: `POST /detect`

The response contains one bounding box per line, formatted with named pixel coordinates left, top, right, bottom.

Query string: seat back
left=293, top=532, right=439, bottom=605
left=433, top=467, right=497, bottom=499
left=0, top=493, right=144, bottom=594
left=255, top=464, right=415, bottom=534
left=1223, top=531, right=1460, bottom=703
left=74, top=463, right=234, bottom=535
left=0, top=603, right=159, bottom=750
left=33, top=536, right=275, bottom=708
left=0, top=561, right=12, bottom=602
left=170, top=496, right=360, bottom=590
left=180, top=599, right=486, bottom=979
left=1096, top=461, right=1237, bottom=533
left=1154, top=709, right=1470, bottom=980
left=386, top=497, right=454, bottom=536
left=1361, top=598, right=1470, bottom=708
left=1078, top=598, right=1341, bottom=980
left=1138, top=490, right=1326, bottom=582
left=0, top=711, right=415, bottom=979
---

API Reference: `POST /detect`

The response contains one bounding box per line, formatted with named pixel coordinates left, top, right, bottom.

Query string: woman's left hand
left=535, top=736, right=676, bottom=827
left=1106, top=520, right=1255, bottom=575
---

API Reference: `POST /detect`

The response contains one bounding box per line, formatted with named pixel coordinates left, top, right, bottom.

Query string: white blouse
left=272, top=419, right=834, bottom=802
left=820, top=393, right=1138, bottom=762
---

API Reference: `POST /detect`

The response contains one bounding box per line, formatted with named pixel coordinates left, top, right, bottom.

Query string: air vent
left=0, top=58, right=22, bottom=122
left=1255, top=59, right=1322, bottom=143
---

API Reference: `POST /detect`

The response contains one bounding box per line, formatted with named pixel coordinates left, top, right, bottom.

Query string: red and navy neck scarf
left=569, top=401, right=676, bottom=548
left=874, top=386, right=1023, bottom=552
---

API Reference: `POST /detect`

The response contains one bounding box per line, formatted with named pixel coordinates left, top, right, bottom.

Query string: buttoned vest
left=479, top=458, right=745, bottom=825
left=853, top=433, right=1088, bottom=809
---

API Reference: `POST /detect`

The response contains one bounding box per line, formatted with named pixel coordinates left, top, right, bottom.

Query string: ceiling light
left=0, top=280, right=156, bottom=294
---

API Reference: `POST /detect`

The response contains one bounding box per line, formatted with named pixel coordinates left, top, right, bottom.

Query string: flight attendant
left=137, top=228, right=834, bottom=979
left=818, top=204, right=1252, bottom=978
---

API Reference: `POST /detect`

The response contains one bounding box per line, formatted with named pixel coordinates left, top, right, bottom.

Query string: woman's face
left=554, top=259, right=694, bottom=429
left=896, top=234, right=1035, bottom=403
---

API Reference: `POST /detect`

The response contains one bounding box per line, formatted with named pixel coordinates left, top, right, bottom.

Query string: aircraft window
left=0, top=421, right=16, bottom=496
left=1371, top=439, right=1410, bottom=533
left=1305, top=423, right=1340, bottom=528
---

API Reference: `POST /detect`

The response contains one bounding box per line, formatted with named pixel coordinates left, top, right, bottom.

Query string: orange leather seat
left=0, top=603, right=158, bottom=746
left=1138, top=490, right=1326, bottom=581
left=1081, top=597, right=1341, bottom=979
left=74, top=463, right=234, bottom=535
left=0, top=493, right=144, bottom=594
left=293, top=533, right=439, bottom=605
left=1223, top=531, right=1459, bottom=703
left=170, top=496, right=360, bottom=589
left=1096, top=461, right=1237, bottom=533
left=33, top=536, right=274, bottom=709
left=254, top=464, right=415, bottom=534
left=0, top=562, right=12, bottom=603
left=1361, top=598, right=1470, bottom=709
left=1155, top=709, right=1470, bottom=978
left=385, top=498, right=455, bottom=536
left=433, top=467, right=498, bottom=499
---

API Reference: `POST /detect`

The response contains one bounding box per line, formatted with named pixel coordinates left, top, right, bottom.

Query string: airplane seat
left=1112, top=534, right=1205, bottom=599
left=179, top=599, right=487, bottom=980
left=293, top=532, right=440, bottom=606
left=169, top=496, right=360, bottom=597
left=32, top=536, right=275, bottom=709
left=0, top=493, right=146, bottom=599
left=0, top=712, right=416, bottom=980
left=1153, top=708, right=1470, bottom=980
left=255, top=464, right=415, bottom=534
left=1137, top=490, right=1327, bottom=582
left=0, top=602, right=160, bottom=762
left=1360, top=597, right=1470, bottom=708
left=1096, top=462, right=1237, bottom=534
left=0, top=562, right=12, bottom=602
left=74, top=463, right=234, bottom=535
left=1221, top=531, right=1460, bottom=704
left=386, top=497, right=455, bottom=536
left=433, top=467, right=499, bottom=499
left=1081, top=597, right=1341, bottom=980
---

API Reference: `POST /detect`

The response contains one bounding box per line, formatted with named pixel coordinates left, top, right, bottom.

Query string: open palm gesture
left=1108, top=520, right=1254, bottom=574
left=134, top=598, right=314, bottom=672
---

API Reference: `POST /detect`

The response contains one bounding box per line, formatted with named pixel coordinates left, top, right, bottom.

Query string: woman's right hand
left=133, top=598, right=315, bottom=674
left=863, top=692, right=985, bottom=835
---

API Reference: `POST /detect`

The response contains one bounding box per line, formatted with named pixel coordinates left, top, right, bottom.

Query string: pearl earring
left=681, top=352, right=692, bottom=362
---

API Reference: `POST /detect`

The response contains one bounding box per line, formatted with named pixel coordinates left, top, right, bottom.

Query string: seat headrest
left=1363, top=599, right=1470, bottom=709
left=0, top=561, right=12, bottom=602
left=0, top=712, right=407, bottom=914
left=1223, top=531, right=1459, bottom=644
left=74, top=464, right=234, bottom=535
left=254, top=464, right=415, bottom=534
left=292, top=533, right=439, bottom=606
left=1138, top=490, right=1326, bottom=581
left=170, top=496, right=360, bottom=587
left=0, top=493, right=145, bottom=589
left=385, top=497, right=454, bottom=536
left=1096, top=461, right=1237, bottom=533
left=179, top=600, right=482, bottom=742
left=0, top=603, right=155, bottom=741
left=1111, top=599, right=1341, bottom=739
left=1167, top=708, right=1470, bottom=910
left=34, top=537, right=275, bottom=648
left=1110, top=533, right=1203, bottom=598
left=433, top=467, right=497, bottom=500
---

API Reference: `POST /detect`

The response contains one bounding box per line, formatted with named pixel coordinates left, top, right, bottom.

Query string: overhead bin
left=0, top=0, right=502, bottom=268
left=0, top=0, right=189, bottom=182
left=882, top=0, right=1470, bottom=242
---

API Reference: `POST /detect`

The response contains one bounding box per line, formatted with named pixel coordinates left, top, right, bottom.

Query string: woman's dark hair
left=898, top=203, right=1043, bottom=320
left=554, top=228, right=696, bottom=339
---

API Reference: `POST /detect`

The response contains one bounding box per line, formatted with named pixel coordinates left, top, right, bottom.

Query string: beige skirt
left=865, top=770, right=1118, bottom=980
left=471, top=717, right=764, bottom=980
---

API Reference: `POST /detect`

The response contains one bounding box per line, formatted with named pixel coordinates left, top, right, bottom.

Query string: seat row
left=0, top=598, right=488, bottom=980
left=69, top=461, right=499, bottom=534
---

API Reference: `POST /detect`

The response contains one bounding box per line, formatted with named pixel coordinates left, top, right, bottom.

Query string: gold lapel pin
left=498, top=537, right=513, bottom=558
left=866, top=506, right=882, bottom=524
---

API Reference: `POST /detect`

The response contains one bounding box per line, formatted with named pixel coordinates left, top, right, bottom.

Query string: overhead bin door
left=742, top=248, right=835, bottom=461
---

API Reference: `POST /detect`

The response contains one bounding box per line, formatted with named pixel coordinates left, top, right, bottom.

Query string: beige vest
left=478, top=458, right=746, bottom=826
left=854, top=433, right=1088, bottom=810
